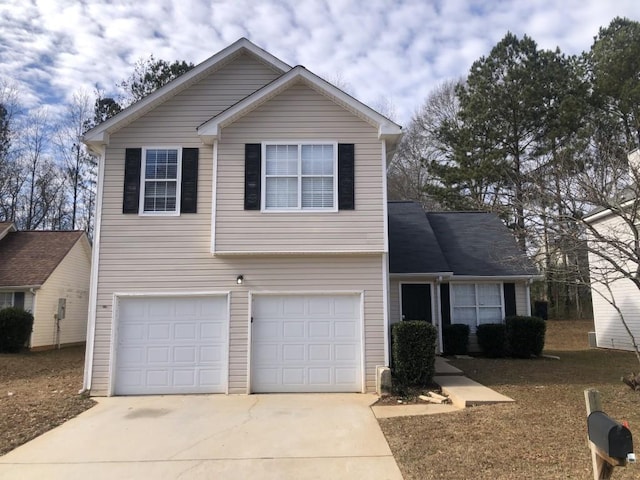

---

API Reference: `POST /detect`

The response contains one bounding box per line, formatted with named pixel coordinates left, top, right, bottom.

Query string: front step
left=434, top=375, right=514, bottom=409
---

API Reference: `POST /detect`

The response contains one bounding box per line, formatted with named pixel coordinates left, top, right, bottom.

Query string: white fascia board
left=449, top=275, right=543, bottom=281
left=198, top=66, right=402, bottom=143
left=389, top=272, right=454, bottom=279
left=82, top=38, right=291, bottom=147
left=583, top=198, right=637, bottom=223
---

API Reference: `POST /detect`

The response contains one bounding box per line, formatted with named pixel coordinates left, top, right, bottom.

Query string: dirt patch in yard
left=0, top=346, right=95, bottom=456
left=379, top=319, right=640, bottom=479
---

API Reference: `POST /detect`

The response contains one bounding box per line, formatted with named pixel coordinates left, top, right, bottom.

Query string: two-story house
left=82, top=38, right=402, bottom=395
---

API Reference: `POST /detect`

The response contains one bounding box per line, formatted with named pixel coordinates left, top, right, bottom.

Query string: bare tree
left=547, top=147, right=640, bottom=367
left=55, top=91, right=97, bottom=231
left=387, top=80, right=461, bottom=210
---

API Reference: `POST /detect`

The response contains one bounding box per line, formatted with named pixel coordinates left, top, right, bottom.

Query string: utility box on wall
left=57, top=298, right=66, bottom=320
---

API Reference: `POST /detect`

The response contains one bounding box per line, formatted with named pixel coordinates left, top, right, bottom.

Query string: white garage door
left=115, top=296, right=228, bottom=395
left=251, top=295, right=362, bottom=393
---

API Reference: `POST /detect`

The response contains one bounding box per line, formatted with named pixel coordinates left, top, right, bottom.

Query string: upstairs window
left=141, top=148, right=181, bottom=214
left=263, top=143, right=336, bottom=211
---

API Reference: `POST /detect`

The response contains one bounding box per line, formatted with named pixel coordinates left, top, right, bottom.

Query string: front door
left=401, top=284, right=432, bottom=323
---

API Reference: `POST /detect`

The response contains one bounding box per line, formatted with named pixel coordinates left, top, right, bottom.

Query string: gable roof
left=0, top=222, right=15, bottom=241
left=388, top=202, right=450, bottom=274
left=83, top=38, right=402, bottom=158
left=197, top=65, right=402, bottom=153
left=83, top=38, right=291, bottom=151
left=0, top=230, right=86, bottom=288
left=388, top=201, right=538, bottom=277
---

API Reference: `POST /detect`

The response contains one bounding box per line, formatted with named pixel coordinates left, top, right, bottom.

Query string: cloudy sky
left=0, top=0, right=638, bottom=125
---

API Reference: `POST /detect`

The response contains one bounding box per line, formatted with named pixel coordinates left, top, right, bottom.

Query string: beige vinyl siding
left=214, top=82, right=386, bottom=253
left=91, top=56, right=387, bottom=394
left=31, top=237, right=91, bottom=349
left=588, top=215, right=640, bottom=351
left=111, top=53, right=281, bottom=145
left=91, top=255, right=384, bottom=395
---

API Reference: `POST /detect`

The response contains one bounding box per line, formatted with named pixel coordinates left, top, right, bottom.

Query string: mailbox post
left=584, top=389, right=635, bottom=480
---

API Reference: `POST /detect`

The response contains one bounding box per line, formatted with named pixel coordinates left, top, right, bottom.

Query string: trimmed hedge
left=391, top=321, right=437, bottom=387
left=505, top=315, right=546, bottom=358
left=443, top=324, right=469, bottom=355
left=477, top=323, right=507, bottom=358
left=0, top=307, right=34, bottom=353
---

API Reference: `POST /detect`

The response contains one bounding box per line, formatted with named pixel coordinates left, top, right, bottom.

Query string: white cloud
left=0, top=0, right=637, bottom=124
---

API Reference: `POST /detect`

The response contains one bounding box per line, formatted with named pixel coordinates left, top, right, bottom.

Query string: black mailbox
left=588, top=411, right=634, bottom=458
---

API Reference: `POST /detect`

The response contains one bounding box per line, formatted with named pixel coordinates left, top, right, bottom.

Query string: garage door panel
left=175, top=323, right=197, bottom=340
left=148, top=346, right=170, bottom=363
left=252, top=295, right=362, bottom=393
left=283, top=321, right=304, bottom=338
left=115, top=296, right=228, bottom=395
left=148, top=323, right=170, bottom=340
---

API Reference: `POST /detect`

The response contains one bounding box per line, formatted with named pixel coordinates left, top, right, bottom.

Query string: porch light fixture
left=236, top=275, right=244, bottom=285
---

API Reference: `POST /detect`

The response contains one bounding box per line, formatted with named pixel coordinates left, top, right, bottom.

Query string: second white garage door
left=251, top=294, right=362, bottom=393
left=115, top=295, right=228, bottom=395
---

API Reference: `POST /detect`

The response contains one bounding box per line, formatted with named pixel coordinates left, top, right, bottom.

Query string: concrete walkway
left=0, top=394, right=402, bottom=480
left=372, top=357, right=514, bottom=419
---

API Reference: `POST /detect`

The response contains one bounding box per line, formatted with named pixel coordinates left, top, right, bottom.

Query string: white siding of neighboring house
left=588, top=214, right=640, bottom=351
left=31, top=236, right=91, bottom=349
left=90, top=55, right=387, bottom=395
left=214, top=82, right=385, bottom=253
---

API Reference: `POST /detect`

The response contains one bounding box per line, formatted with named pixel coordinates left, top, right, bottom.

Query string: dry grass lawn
left=0, top=346, right=95, bottom=455
left=379, top=320, right=640, bottom=479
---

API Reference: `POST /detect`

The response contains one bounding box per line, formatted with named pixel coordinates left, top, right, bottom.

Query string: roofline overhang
left=82, top=38, right=291, bottom=149
left=389, top=273, right=541, bottom=282
left=389, top=272, right=454, bottom=278
left=583, top=197, right=637, bottom=223
left=0, top=285, right=42, bottom=290
left=197, top=66, right=402, bottom=146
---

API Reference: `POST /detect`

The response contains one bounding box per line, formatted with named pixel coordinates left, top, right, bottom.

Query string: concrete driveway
left=0, top=394, right=403, bottom=480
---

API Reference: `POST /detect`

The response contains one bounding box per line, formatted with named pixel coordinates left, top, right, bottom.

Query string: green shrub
left=505, top=315, right=546, bottom=358
left=477, top=323, right=507, bottom=357
left=0, top=307, right=34, bottom=353
left=442, top=324, right=470, bottom=355
left=391, top=321, right=437, bottom=387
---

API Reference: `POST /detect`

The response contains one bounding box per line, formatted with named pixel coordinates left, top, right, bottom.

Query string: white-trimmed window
left=452, top=283, right=504, bottom=332
left=0, top=292, right=13, bottom=309
left=140, top=147, right=181, bottom=214
left=263, top=143, right=336, bottom=211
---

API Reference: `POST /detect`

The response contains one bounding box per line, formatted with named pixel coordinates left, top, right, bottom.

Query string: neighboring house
left=584, top=149, right=640, bottom=352
left=0, top=223, right=92, bottom=350
left=82, top=38, right=402, bottom=396
left=388, top=202, right=539, bottom=351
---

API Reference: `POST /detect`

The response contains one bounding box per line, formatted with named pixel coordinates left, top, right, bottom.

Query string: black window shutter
left=244, top=144, right=261, bottom=210
left=123, top=148, right=142, bottom=213
left=440, top=283, right=451, bottom=327
left=504, top=283, right=517, bottom=317
left=181, top=148, right=198, bottom=214
left=14, top=292, right=24, bottom=310
left=338, top=143, right=355, bottom=210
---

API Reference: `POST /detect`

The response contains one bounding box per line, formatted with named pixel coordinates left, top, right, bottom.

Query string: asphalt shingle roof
left=388, top=202, right=450, bottom=274
left=388, top=201, right=538, bottom=276
left=0, top=230, right=85, bottom=287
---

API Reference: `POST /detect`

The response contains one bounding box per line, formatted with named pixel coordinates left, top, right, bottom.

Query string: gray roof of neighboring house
left=388, top=201, right=538, bottom=276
